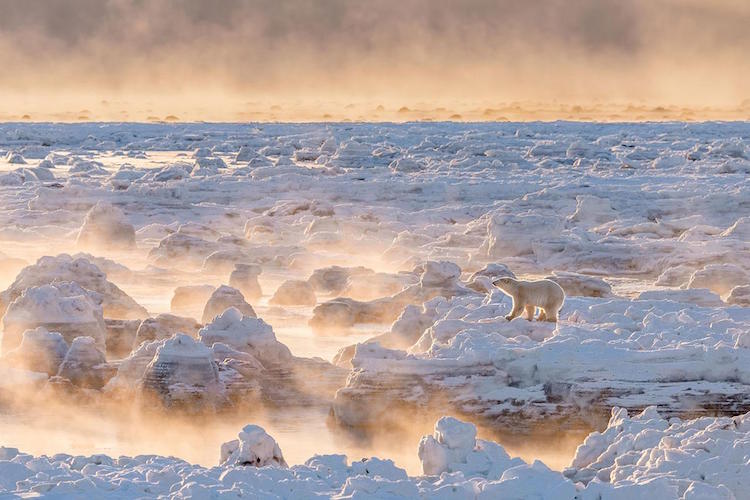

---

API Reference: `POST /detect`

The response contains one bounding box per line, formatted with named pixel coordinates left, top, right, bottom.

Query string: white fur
left=492, top=277, right=565, bottom=322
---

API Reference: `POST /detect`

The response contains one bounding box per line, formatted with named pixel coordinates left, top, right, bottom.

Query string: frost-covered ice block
left=269, top=279, right=316, bottom=306
left=545, top=271, right=613, bottom=298
left=199, top=307, right=291, bottom=365
left=104, top=338, right=163, bottom=392
left=484, top=213, right=564, bottom=258
left=201, top=285, right=256, bottom=324
left=170, top=284, right=215, bottom=318
left=727, top=285, right=750, bottom=306
left=565, top=406, right=750, bottom=499
left=149, top=231, right=221, bottom=266
left=566, top=195, right=617, bottom=226
left=1, top=327, right=68, bottom=376
left=466, top=263, right=516, bottom=293
left=76, top=202, right=136, bottom=250
left=310, top=261, right=477, bottom=330
left=721, top=216, right=750, bottom=240
left=132, top=313, right=201, bottom=349
left=1, top=282, right=107, bottom=354
left=220, top=424, right=287, bottom=467
left=228, top=263, right=262, bottom=301
left=5, top=151, right=26, bottom=164
left=0, top=254, right=147, bottom=320
left=307, top=266, right=374, bottom=295
left=636, top=288, right=724, bottom=307
left=687, top=263, right=749, bottom=297
left=56, top=336, right=111, bottom=389
left=140, top=333, right=224, bottom=408
left=419, top=416, right=525, bottom=478
left=103, top=318, right=141, bottom=359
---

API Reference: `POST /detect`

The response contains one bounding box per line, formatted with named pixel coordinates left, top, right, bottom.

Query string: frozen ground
left=0, top=121, right=748, bottom=498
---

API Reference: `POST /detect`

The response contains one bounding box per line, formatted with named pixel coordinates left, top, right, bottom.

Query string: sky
left=1, top=0, right=749, bottom=121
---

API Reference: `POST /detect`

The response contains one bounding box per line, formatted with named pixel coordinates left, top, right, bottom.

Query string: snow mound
left=76, top=202, right=136, bottom=250
left=1, top=327, right=68, bottom=376
left=727, top=285, right=750, bottom=306
left=270, top=280, right=316, bottom=306
left=0, top=254, right=147, bottom=320
left=1, top=282, right=106, bottom=354
left=546, top=271, right=613, bottom=298
left=220, top=424, right=287, bottom=467
left=566, top=406, right=750, bottom=499
left=198, top=307, right=292, bottom=365
left=485, top=213, right=563, bottom=258
left=133, top=313, right=201, bottom=348
left=56, top=336, right=111, bottom=389
left=721, top=216, right=750, bottom=240
left=687, top=263, right=749, bottom=297
left=637, top=288, right=725, bottom=307
left=170, top=285, right=215, bottom=317
left=308, top=266, right=374, bottom=295
left=201, top=285, right=256, bottom=324
left=5, top=152, right=26, bottom=164
left=140, top=333, right=223, bottom=408
left=419, top=416, right=524, bottom=478
left=567, top=195, right=617, bottom=226
left=228, top=264, right=262, bottom=302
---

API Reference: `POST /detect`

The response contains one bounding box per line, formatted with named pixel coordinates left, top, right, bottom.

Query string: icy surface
left=1, top=410, right=748, bottom=498
left=0, top=121, right=749, bottom=497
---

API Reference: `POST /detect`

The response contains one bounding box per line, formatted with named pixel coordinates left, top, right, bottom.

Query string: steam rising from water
left=0, top=233, right=583, bottom=474
left=1, top=0, right=750, bottom=120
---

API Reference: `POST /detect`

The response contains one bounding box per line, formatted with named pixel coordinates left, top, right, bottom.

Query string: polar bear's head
left=492, top=276, right=517, bottom=294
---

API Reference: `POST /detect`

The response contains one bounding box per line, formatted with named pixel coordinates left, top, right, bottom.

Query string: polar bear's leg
left=524, top=305, right=536, bottom=320
left=542, top=303, right=560, bottom=322
left=505, top=300, right=523, bottom=321
left=538, top=309, right=547, bottom=321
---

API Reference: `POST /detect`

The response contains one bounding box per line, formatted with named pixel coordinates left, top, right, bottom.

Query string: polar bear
left=492, top=277, right=565, bottom=322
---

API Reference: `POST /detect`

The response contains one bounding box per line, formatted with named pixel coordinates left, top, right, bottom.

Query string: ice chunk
left=140, top=333, right=223, bottom=408
left=228, top=264, right=262, bottom=302
left=201, top=285, right=256, bottom=324
left=57, top=336, right=111, bottom=389
left=5, top=151, right=27, bottom=164
left=546, top=271, right=613, bottom=298
left=567, top=195, right=617, bottom=226
left=0, top=254, right=147, bottom=320
left=199, top=307, right=292, bottom=365
left=170, top=285, right=215, bottom=317
left=270, top=280, right=316, bottom=306
left=133, top=314, right=201, bottom=348
left=220, top=424, right=286, bottom=467
left=419, top=416, right=522, bottom=479
left=484, top=213, right=564, bottom=258
left=1, top=327, right=69, bottom=375
left=76, top=202, right=136, bottom=250
left=687, top=263, right=749, bottom=297
left=637, top=288, right=724, bottom=307
left=727, top=285, right=750, bottom=306
left=308, top=266, right=374, bottom=295
left=1, top=282, right=106, bottom=354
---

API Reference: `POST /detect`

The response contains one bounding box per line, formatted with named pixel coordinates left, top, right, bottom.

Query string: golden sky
left=1, top=0, right=749, bottom=121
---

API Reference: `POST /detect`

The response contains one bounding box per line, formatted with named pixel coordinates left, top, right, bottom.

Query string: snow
left=220, top=424, right=287, bottom=467
left=270, top=279, right=317, bottom=306
left=0, top=255, right=147, bottom=321
left=76, top=201, right=136, bottom=250
left=198, top=307, right=292, bottom=365
left=1, top=282, right=107, bottom=354
left=0, top=121, right=749, bottom=497
left=228, top=263, right=262, bottom=301
left=2, top=410, right=749, bottom=498
left=201, top=285, right=256, bottom=324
